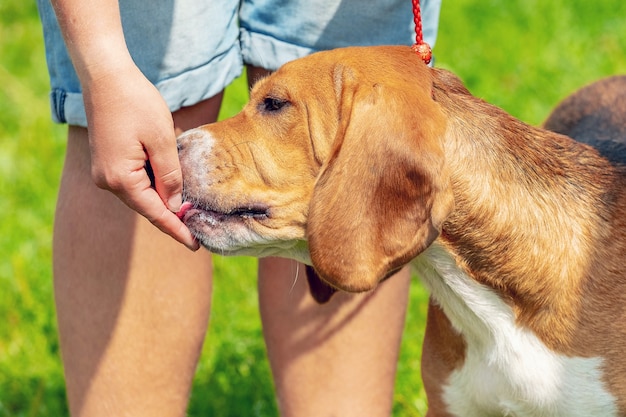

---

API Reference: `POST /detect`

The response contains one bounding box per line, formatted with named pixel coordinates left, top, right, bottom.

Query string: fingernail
left=168, top=193, right=182, bottom=212
left=186, top=238, right=201, bottom=251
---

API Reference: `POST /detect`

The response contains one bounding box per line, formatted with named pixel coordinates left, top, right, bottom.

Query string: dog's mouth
left=177, top=199, right=289, bottom=256
left=177, top=200, right=270, bottom=224
left=178, top=203, right=335, bottom=304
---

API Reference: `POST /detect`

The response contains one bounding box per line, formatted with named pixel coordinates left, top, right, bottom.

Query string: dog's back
left=544, top=76, right=626, bottom=165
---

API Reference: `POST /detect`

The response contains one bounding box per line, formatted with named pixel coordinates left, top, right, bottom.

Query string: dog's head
left=178, top=46, right=453, bottom=300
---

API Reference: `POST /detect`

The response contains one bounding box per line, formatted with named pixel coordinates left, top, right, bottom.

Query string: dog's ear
left=307, top=66, right=454, bottom=293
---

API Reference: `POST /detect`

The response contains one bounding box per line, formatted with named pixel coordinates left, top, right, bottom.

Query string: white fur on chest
left=413, top=244, right=617, bottom=417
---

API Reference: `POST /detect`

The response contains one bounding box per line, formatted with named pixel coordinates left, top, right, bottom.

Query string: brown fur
left=177, top=46, right=626, bottom=414
left=543, top=75, right=626, bottom=407
left=427, top=69, right=626, bottom=411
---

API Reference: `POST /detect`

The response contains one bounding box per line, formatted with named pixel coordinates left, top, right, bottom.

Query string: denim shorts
left=37, top=0, right=441, bottom=127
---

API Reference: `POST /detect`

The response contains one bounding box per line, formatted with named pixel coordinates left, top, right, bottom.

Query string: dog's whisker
left=288, top=262, right=300, bottom=295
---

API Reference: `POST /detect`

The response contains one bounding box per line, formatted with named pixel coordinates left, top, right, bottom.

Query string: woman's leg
left=259, top=259, right=411, bottom=417
left=53, top=95, right=222, bottom=417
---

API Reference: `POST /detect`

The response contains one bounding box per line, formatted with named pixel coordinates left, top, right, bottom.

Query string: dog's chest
left=414, top=244, right=617, bottom=417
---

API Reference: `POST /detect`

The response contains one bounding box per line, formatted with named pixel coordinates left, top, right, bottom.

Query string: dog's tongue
left=176, top=201, right=194, bottom=220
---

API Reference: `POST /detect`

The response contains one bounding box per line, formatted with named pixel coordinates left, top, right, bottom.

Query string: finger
left=138, top=190, right=200, bottom=251
left=121, top=170, right=200, bottom=251
left=145, top=134, right=184, bottom=212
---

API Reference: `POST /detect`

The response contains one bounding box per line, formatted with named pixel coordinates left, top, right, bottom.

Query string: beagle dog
left=177, top=46, right=626, bottom=416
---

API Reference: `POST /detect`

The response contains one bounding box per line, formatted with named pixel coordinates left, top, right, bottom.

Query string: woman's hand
left=81, top=63, right=199, bottom=250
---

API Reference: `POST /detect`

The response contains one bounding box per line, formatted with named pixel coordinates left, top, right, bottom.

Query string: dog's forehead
left=278, top=56, right=337, bottom=84
left=251, top=46, right=434, bottom=104
left=253, top=60, right=336, bottom=99
left=285, top=46, right=432, bottom=88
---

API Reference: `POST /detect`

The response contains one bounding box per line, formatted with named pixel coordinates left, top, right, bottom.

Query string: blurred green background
left=1, top=0, right=625, bottom=416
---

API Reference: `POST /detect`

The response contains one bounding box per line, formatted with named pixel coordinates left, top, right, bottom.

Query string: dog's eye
left=262, top=97, right=289, bottom=112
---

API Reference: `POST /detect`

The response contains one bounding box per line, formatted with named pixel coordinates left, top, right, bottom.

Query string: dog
left=177, top=46, right=626, bottom=416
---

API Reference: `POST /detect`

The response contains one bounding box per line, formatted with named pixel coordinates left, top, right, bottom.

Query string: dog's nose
left=177, top=128, right=202, bottom=155
left=176, top=131, right=191, bottom=154
left=177, top=128, right=208, bottom=149
left=177, top=128, right=216, bottom=172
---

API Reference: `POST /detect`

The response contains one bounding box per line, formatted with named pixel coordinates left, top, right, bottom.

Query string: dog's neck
left=427, top=77, right=624, bottom=351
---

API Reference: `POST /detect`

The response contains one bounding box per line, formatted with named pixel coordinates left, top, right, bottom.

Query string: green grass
left=1, top=1, right=625, bottom=416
